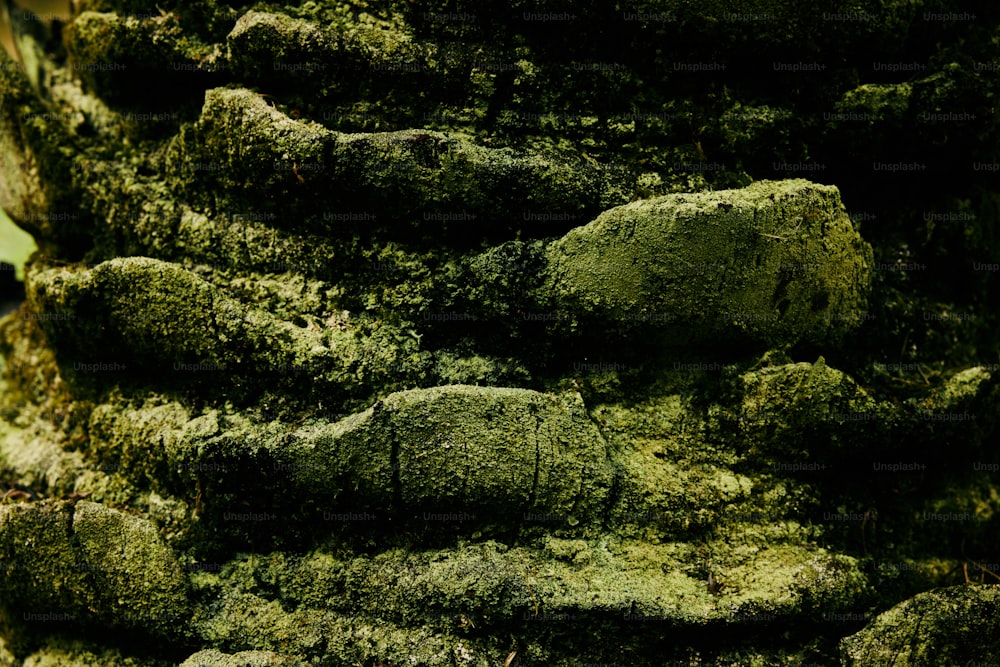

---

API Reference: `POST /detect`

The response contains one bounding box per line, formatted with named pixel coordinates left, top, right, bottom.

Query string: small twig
left=860, top=507, right=877, bottom=557
left=757, top=216, right=805, bottom=242
left=969, top=559, right=1000, bottom=584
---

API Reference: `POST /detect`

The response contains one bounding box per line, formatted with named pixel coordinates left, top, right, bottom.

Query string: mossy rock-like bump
left=180, top=648, right=306, bottom=667
left=275, top=385, right=615, bottom=524
left=840, top=585, right=1000, bottom=665
left=732, top=357, right=888, bottom=456
left=543, top=178, right=873, bottom=347
left=0, top=500, right=187, bottom=637
left=0, top=501, right=97, bottom=617
left=1, top=0, right=998, bottom=664
left=71, top=501, right=189, bottom=633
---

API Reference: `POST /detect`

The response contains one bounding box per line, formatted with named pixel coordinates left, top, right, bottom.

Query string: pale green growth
left=0, top=501, right=97, bottom=614
left=835, top=83, right=913, bottom=123
left=0, top=313, right=65, bottom=413
left=24, top=256, right=426, bottom=410
left=227, top=11, right=331, bottom=68
left=71, top=501, right=190, bottom=633
left=16, top=642, right=164, bottom=667
left=64, top=9, right=219, bottom=102
left=75, top=377, right=847, bottom=557
left=0, top=500, right=188, bottom=637
left=180, top=649, right=304, bottom=667
left=0, top=50, right=80, bottom=253
left=840, top=586, right=1000, bottom=665
left=191, top=577, right=495, bottom=665
left=922, top=366, right=992, bottom=408
left=166, top=87, right=629, bottom=236
left=907, top=365, right=997, bottom=443
left=297, top=385, right=613, bottom=521
left=610, top=439, right=756, bottom=537
left=132, top=385, right=618, bottom=528
left=733, top=357, right=888, bottom=457
left=0, top=415, right=91, bottom=496
left=1, top=0, right=997, bottom=664
left=185, top=538, right=865, bottom=664
left=542, top=179, right=873, bottom=347
left=0, top=636, right=12, bottom=666
left=227, top=9, right=427, bottom=79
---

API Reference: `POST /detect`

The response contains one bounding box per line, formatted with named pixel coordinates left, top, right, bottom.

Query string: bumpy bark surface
left=0, top=1, right=999, bottom=665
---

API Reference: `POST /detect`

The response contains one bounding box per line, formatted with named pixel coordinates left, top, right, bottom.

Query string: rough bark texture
left=1, top=1, right=999, bottom=665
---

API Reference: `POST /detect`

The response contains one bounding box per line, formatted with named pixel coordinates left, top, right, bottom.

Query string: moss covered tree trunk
left=1, top=1, right=999, bottom=665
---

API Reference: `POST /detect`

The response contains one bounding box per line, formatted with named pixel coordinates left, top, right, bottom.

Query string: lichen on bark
left=1, top=0, right=999, bottom=665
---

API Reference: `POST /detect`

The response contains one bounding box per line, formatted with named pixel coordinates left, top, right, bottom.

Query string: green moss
left=923, top=366, right=992, bottom=407
left=542, top=179, right=873, bottom=347
left=716, top=103, right=799, bottom=167
left=226, top=9, right=429, bottom=88
left=194, top=385, right=615, bottom=529
left=19, top=641, right=170, bottom=667
left=185, top=537, right=864, bottom=664
left=194, top=587, right=495, bottom=665
left=609, top=435, right=755, bottom=538
left=3, top=0, right=1000, bottom=663
left=25, top=256, right=428, bottom=410
left=840, top=585, right=1000, bottom=665
left=0, top=501, right=97, bottom=616
left=836, top=83, right=913, bottom=124
left=179, top=649, right=305, bottom=667
left=0, top=415, right=91, bottom=497
left=0, top=51, right=84, bottom=256
left=730, top=357, right=889, bottom=459
left=0, top=635, right=13, bottom=666
left=0, top=500, right=188, bottom=639
left=165, top=86, right=632, bottom=244
left=428, top=349, right=532, bottom=386
left=64, top=10, right=217, bottom=107
left=903, top=365, right=999, bottom=445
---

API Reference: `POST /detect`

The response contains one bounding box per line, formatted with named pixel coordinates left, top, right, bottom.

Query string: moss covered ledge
left=1, top=0, right=999, bottom=664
